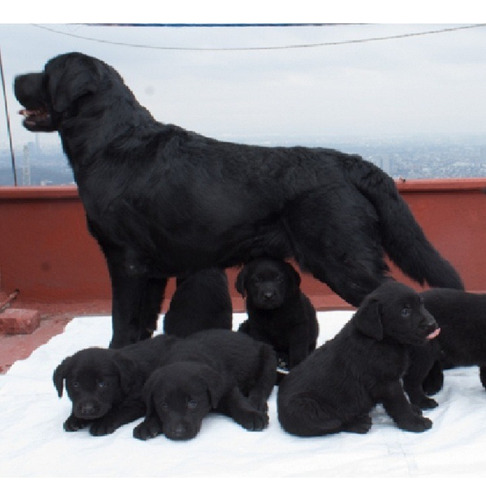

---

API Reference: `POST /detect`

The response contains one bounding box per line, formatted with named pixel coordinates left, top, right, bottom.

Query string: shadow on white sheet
left=1, top=311, right=486, bottom=478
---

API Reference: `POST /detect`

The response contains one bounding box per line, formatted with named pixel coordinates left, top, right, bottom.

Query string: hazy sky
left=1, top=19, right=486, bottom=151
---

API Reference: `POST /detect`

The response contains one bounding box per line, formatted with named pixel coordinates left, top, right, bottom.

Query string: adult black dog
left=163, top=268, right=233, bottom=337
left=53, top=335, right=176, bottom=435
left=405, top=289, right=486, bottom=409
left=236, top=257, right=318, bottom=371
left=133, top=329, right=277, bottom=441
left=15, top=52, right=463, bottom=348
left=277, top=282, right=440, bottom=437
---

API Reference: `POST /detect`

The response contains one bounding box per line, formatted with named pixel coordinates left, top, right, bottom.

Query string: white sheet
left=1, top=311, right=486, bottom=478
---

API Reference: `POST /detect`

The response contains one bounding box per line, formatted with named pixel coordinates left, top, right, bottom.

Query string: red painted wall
left=1, top=179, right=485, bottom=311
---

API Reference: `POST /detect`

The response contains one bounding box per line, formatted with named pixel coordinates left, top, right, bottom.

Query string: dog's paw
left=89, top=418, right=119, bottom=436
left=63, top=415, right=88, bottom=432
left=236, top=408, right=269, bottom=431
left=133, top=420, right=162, bottom=441
left=343, top=414, right=372, bottom=434
left=397, top=415, right=432, bottom=433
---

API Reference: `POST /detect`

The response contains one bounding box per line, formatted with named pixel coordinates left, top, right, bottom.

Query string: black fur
left=53, top=335, right=174, bottom=436
left=405, top=289, right=486, bottom=409
left=15, top=52, right=463, bottom=348
left=236, top=257, right=318, bottom=370
left=277, top=282, right=439, bottom=437
left=133, top=329, right=277, bottom=441
left=163, top=268, right=233, bottom=337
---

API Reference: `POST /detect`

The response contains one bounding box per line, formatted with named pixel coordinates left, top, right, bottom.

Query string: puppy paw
left=63, top=415, right=88, bottom=432
left=397, top=415, right=432, bottom=433
left=236, top=408, right=269, bottom=431
left=89, top=418, right=119, bottom=436
left=133, top=420, right=162, bottom=441
left=343, top=414, right=372, bottom=434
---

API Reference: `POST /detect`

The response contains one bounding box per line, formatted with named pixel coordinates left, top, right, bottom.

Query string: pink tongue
left=426, top=328, right=441, bottom=340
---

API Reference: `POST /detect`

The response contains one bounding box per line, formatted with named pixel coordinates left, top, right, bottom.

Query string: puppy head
left=15, top=52, right=111, bottom=132
left=53, top=347, right=139, bottom=421
left=143, top=362, right=224, bottom=441
left=353, top=281, right=439, bottom=345
left=236, top=258, right=301, bottom=309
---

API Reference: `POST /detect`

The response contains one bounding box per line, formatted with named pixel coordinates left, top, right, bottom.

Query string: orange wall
left=1, top=179, right=485, bottom=311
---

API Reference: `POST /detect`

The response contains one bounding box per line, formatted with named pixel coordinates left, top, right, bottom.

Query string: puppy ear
left=235, top=267, right=248, bottom=297
left=199, top=366, right=225, bottom=408
left=286, top=262, right=302, bottom=288
left=53, top=356, right=72, bottom=397
left=353, top=298, right=383, bottom=340
left=48, top=54, right=102, bottom=113
left=112, top=353, right=142, bottom=395
left=142, top=373, right=159, bottom=416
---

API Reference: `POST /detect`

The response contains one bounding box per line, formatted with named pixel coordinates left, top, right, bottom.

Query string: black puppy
left=163, top=268, right=233, bottom=337
left=405, top=289, right=486, bottom=408
left=133, top=329, right=277, bottom=441
left=277, top=282, right=439, bottom=437
left=236, top=258, right=319, bottom=371
left=53, top=335, right=178, bottom=436
left=15, top=53, right=463, bottom=348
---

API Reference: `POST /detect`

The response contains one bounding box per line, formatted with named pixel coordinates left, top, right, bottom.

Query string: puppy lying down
left=53, top=335, right=173, bottom=436
left=134, top=329, right=277, bottom=441
left=277, top=282, right=440, bottom=437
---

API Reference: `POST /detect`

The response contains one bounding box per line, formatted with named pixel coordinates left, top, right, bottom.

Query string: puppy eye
left=97, top=381, right=107, bottom=389
left=72, top=381, right=80, bottom=389
left=401, top=307, right=411, bottom=318
left=161, top=402, right=169, bottom=410
left=187, top=400, right=198, bottom=410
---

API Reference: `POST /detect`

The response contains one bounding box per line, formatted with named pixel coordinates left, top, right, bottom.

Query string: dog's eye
left=97, top=381, right=107, bottom=389
left=401, top=307, right=411, bottom=318
left=161, top=402, right=169, bottom=410
left=187, top=400, right=198, bottom=410
left=72, top=381, right=80, bottom=389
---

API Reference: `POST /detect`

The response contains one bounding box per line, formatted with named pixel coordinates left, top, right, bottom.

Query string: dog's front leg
left=377, top=380, right=432, bottom=432
left=108, top=269, right=166, bottom=348
left=89, top=400, right=146, bottom=436
left=218, top=386, right=269, bottom=431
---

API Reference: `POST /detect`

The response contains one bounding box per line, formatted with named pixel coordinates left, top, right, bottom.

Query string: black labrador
left=236, top=257, right=319, bottom=371
left=404, top=288, right=486, bottom=409
left=277, top=281, right=439, bottom=437
left=53, top=335, right=178, bottom=436
left=15, top=52, right=463, bottom=348
left=163, top=268, right=233, bottom=337
left=133, top=329, right=277, bottom=441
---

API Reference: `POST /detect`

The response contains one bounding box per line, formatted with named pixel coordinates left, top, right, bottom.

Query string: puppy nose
left=263, top=290, right=274, bottom=299
left=173, top=424, right=187, bottom=438
left=80, top=402, right=96, bottom=416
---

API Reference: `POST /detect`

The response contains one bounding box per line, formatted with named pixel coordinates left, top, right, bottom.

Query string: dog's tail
left=346, top=155, right=464, bottom=290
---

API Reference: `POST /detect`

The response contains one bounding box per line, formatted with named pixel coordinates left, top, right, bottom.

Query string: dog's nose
left=80, top=402, right=96, bottom=416
left=263, top=290, right=275, bottom=300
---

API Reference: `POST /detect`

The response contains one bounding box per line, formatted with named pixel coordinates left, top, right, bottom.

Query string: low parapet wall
left=1, top=179, right=485, bottom=311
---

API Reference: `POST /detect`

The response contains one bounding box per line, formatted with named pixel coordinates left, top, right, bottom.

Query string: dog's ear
left=112, top=353, right=142, bottom=395
left=286, top=262, right=302, bottom=288
left=235, top=267, right=248, bottom=297
left=53, top=356, right=72, bottom=397
left=141, top=373, right=160, bottom=416
left=199, top=366, right=225, bottom=408
left=353, top=298, right=383, bottom=340
left=47, top=53, right=102, bottom=113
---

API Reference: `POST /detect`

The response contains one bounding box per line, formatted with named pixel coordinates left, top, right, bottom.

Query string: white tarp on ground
left=1, top=311, right=486, bottom=478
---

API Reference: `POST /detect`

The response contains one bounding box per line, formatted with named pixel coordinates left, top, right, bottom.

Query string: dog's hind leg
left=277, top=393, right=344, bottom=437
left=285, top=192, right=388, bottom=307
